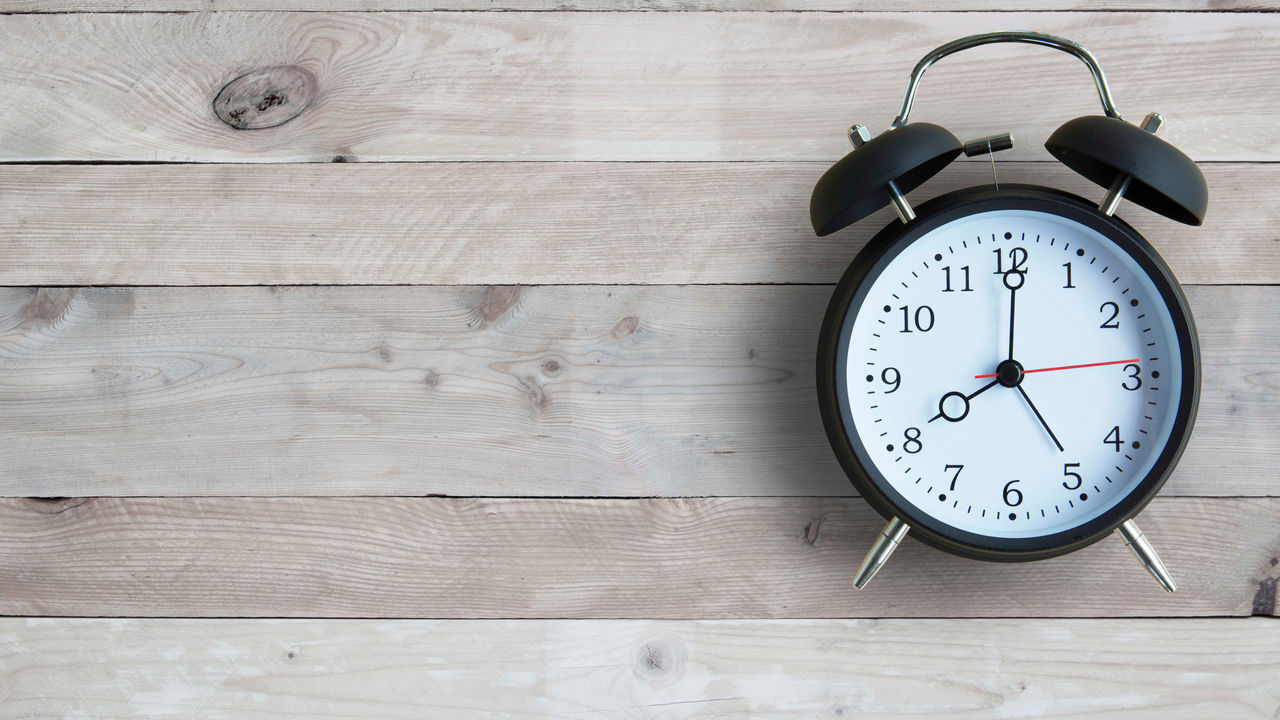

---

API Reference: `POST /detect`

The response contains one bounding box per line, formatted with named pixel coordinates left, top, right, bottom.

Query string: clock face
left=827, top=191, right=1197, bottom=553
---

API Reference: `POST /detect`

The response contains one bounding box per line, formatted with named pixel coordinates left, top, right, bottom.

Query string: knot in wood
left=475, top=286, right=521, bottom=325
left=23, top=288, right=77, bottom=330
left=611, top=315, right=639, bottom=339
left=631, top=634, right=686, bottom=687
left=214, top=65, right=317, bottom=130
left=541, top=358, right=564, bottom=377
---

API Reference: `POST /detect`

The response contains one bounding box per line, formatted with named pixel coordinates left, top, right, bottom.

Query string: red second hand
left=975, top=358, right=1140, bottom=379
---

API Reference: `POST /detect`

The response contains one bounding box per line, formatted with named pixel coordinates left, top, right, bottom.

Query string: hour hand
left=928, top=379, right=999, bottom=423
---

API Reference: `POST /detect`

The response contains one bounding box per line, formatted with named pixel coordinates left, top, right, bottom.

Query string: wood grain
left=1, top=496, right=1276, bottom=617
left=2, top=617, right=1278, bottom=719
left=1, top=162, right=1275, bottom=286
left=2, top=0, right=1271, bottom=11
left=1, top=12, right=1276, bottom=162
left=0, top=285, right=1274, bottom=498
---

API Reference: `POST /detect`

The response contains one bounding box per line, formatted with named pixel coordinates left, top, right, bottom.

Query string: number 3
left=1122, top=363, right=1142, bottom=391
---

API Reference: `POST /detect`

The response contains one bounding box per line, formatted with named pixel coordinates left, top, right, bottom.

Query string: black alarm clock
left=810, top=32, right=1207, bottom=591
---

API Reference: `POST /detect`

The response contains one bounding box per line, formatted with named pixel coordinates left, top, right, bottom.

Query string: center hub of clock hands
left=995, top=359, right=1025, bottom=388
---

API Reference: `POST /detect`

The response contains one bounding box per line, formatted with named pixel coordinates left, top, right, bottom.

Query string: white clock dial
left=843, top=209, right=1185, bottom=539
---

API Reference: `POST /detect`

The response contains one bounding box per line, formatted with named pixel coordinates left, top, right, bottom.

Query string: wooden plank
left=0, top=285, right=1273, bottom=498
left=1, top=162, right=1274, bottom=286
left=2, top=618, right=1278, bottom=719
left=3, top=0, right=1272, bottom=11
left=0, top=496, right=1276, bottom=617
left=1, top=13, right=1276, bottom=162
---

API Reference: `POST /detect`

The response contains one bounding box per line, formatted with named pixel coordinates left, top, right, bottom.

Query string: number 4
left=1104, top=426, right=1123, bottom=452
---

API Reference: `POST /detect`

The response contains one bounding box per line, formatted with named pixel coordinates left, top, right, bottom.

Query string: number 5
left=1063, top=463, right=1082, bottom=490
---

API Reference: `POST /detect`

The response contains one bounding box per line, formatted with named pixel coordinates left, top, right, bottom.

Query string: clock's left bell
left=810, top=122, right=962, bottom=236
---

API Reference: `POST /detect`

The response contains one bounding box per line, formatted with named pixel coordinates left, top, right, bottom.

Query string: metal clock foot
left=853, top=516, right=910, bottom=589
left=1116, top=519, right=1177, bottom=593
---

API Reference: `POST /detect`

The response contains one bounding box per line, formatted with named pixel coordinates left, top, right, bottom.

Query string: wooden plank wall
left=1, top=2, right=1277, bottom=718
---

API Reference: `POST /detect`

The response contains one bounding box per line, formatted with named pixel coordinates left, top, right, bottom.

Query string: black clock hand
left=1003, top=269, right=1024, bottom=361
left=1015, top=384, right=1064, bottom=452
left=928, top=378, right=1000, bottom=423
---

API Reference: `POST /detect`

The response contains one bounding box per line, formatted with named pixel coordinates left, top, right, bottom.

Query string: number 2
left=1099, top=301, right=1120, bottom=329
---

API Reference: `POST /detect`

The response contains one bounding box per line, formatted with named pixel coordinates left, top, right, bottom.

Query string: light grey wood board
left=2, top=0, right=1271, bottom=11
left=0, top=285, right=1273, bottom=498
left=1, top=12, right=1276, bottom=162
left=1, top=496, right=1276, bottom=617
left=2, top=617, right=1277, bottom=719
left=1, top=162, right=1274, bottom=286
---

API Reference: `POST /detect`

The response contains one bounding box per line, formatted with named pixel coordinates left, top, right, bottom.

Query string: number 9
left=881, top=367, right=901, bottom=394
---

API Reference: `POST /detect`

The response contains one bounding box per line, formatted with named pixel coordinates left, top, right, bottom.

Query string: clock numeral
left=1099, top=301, right=1120, bottom=329
left=1002, top=479, right=1023, bottom=507
left=1104, top=426, right=1124, bottom=452
left=1122, top=363, right=1142, bottom=391
left=879, top=367, right=901, bottom=394
left=1062, top=262, right=1076, bottom=289
left=902, top=427, right=923, bottom=454
left=942, top=265, right=973, bottom=292
left=1063, top=462, right=1083, bottom=490
left=898, top=305, right=935, bottom=334
left=945, top=464, right=963, bottom=491
left=992, top=246, right=1028, bottom=275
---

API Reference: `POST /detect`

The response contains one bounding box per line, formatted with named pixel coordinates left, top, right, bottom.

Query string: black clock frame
left=816, top=184, right=1200, bottom=562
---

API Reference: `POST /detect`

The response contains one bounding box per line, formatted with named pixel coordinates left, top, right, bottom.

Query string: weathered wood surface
left=3, top=617, right=1278, bottom=719
left=1, top=162, right=1274, bottom=286
left=1, top=285, right=1273, bottom=498
left=1, top=13, right=1276, bottom=162
left=1, top=496, right=1276, bottom=617
left=3, top=0, right=1271, bottom=11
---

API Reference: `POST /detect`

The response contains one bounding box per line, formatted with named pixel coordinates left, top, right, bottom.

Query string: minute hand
left=1003, top=269, right=1022, bottom=361
left=976, top=358, right=1140, bottom=379
left=1016, top=385, right=1065, bottom=453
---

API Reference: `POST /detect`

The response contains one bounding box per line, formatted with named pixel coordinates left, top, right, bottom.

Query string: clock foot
left=853, top=516, right=910, bottom=589
left=1116, top=519, right=1177, bottom=593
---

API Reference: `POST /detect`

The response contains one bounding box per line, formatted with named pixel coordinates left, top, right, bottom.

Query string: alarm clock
left=811, top=32, right=1207, bottom=591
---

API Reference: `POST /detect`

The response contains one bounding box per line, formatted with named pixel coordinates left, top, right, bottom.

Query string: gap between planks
left=3, top=3, right=1278, bottom=12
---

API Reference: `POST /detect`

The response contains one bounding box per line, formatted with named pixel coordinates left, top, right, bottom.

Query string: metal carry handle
left=890, top=31, right=1123, bottom=129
